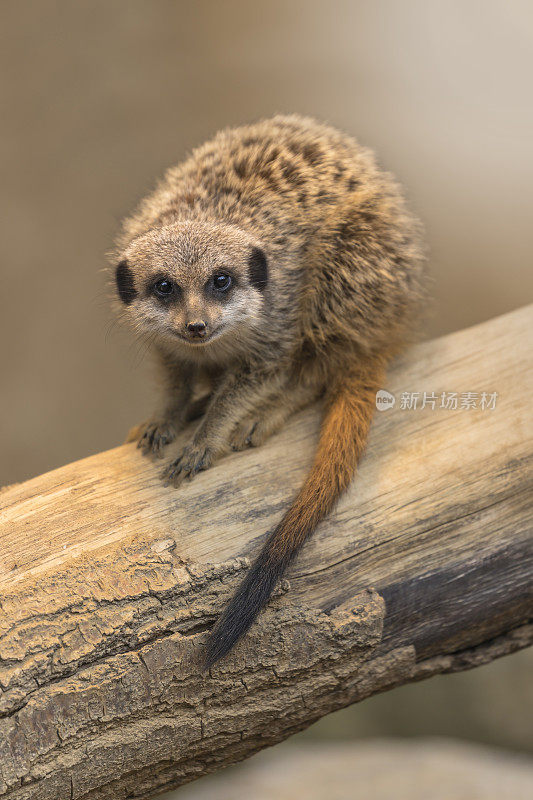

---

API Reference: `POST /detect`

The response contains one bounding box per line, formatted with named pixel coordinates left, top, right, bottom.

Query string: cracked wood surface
left=0, top=304, right=532, bottom=799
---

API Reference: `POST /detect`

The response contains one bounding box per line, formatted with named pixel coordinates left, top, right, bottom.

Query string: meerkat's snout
left=186, top=320, right=207, bottom=339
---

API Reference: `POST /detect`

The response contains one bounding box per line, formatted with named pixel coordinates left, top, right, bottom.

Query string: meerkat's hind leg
left=229, top=381, right=320, bottom=451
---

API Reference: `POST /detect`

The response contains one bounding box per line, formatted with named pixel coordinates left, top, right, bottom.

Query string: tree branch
left=0, top=305, right=531, bottom=799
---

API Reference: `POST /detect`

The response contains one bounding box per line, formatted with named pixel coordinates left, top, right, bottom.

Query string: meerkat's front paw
left=161, top=441, right=214, bottom=487
left=129, top=419, right=179, bottom=457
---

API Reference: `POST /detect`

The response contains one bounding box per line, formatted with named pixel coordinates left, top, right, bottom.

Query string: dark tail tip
left=203, top=552, right=285, bottom=670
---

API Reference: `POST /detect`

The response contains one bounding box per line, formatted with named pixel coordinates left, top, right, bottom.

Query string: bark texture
left=0, top=305, right=531, bottom=799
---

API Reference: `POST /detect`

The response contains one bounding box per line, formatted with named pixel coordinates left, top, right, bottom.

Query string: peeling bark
left=0, top=306, right=532, bottom=799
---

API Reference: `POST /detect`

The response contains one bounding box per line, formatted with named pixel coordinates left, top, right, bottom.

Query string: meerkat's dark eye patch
left=115, top=260, right=137, bottom=305
left=248, top=247, right=268, bottom=291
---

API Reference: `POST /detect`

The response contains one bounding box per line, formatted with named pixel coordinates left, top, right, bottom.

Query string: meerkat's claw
left=136, top=420, right=178, bottom=458
left=230, top=420, right=258, bottom=451
left=230, top=413, right=285, bottom=451
left=162, top=442, right=213, bottom=487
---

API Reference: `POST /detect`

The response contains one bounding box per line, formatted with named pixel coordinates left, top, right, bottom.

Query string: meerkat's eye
left=152, top=279, right=175, bottom=298
left=213, top=273, right=232, bottom=292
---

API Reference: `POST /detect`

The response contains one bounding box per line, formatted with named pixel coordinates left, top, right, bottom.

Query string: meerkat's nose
left=187, top=321, right=207, bottom=337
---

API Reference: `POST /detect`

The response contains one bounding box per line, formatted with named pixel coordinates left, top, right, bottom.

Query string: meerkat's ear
left=248, top=246, right=268, bottom=291
left=115, top=259, right=138, bottom=304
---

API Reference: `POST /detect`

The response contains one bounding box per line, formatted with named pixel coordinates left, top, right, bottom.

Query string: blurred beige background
left=1, top=0, right=531, bottom=765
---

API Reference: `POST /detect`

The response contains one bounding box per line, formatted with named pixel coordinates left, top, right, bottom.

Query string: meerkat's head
left=114, top=220, right=268, bottom=360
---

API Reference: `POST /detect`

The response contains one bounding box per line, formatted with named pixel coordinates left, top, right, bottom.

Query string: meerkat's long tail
left=203, top=358, right=385, bottom=668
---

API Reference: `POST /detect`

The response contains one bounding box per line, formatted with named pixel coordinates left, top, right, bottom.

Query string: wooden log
left=0, top=305, right=531, bottom=800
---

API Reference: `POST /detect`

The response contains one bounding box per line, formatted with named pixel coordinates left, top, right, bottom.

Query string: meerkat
left=114, top=115, right=427, bottom=667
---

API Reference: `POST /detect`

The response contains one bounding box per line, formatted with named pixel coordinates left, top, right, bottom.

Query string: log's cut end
left=0, top=305, right=532, bottom=800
